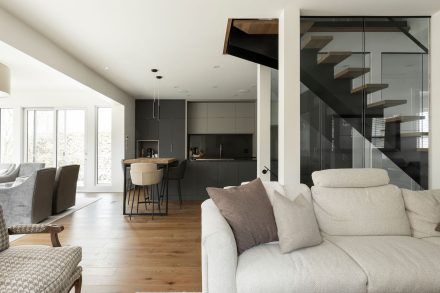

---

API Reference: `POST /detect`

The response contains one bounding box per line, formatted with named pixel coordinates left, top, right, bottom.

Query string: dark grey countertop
left=190, top=158, right=256, bottom=162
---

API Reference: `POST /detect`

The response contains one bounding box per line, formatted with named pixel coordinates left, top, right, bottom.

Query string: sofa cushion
left=312, top=184, right=411, bottom=236
left=236, top=240, right=367, bottom=293
left=262, top=182, right=312, bottom=204
left=273, top=191, right=322, bottom=253
left=207, top=178, right=278, bottom=254
left=422, top=237, right=440, bottom=247
left=327, top=236, right=440, bottom=293
left=401, top=189, right=440, bottom=238
left=312, top=168, right=389, bottom=188
left=0, top=245, right=82, bottom=292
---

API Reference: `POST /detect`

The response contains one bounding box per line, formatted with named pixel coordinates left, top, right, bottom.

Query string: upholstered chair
left=0, top=205, right=82, bottom=292
left=129, top=163, right=163, bottom=219
left=0, top=168, right=56, bottom=226
left=0, top=162, right=45, bottom=184
left=52, top=165, right=80, bottom=214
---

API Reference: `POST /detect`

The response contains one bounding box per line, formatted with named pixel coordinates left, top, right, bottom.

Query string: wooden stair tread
left=301, top=35, right=333, bottom=50
left=233, top=19, right=278, bottom=34
left=309, top=26, right=410, bottom=33
left=317, top=51, right=352, bottom=64
left=401, top=131, right=429, bottom=137
left=300, top=21, right=314, bottom=35
left=351, top=83, right=389, bottom=94
left=385, top=115, right=425, bottom=123
left=335, top=67, right=370, bottom=79
left=367, top=99, right=407, bottom=109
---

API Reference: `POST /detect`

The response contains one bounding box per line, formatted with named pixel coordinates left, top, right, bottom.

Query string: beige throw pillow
left=272, top=191, right=322, bottom=253
left=207, top=178, right=278, bottom=254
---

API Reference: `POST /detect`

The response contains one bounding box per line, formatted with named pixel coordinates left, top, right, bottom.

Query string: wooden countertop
left=123, top=158, right=177, bottom=165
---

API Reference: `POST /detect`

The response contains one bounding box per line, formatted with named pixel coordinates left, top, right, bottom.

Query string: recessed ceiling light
left=104, top=66, right=109, bottom=70
left=213, top=65, right=220, bottom=69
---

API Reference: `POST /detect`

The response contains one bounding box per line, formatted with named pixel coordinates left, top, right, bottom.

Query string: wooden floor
left=12, top=193, right=203, bottom=293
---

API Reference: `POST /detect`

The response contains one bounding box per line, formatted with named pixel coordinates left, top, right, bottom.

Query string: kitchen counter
left=191, top=158, right=256, bottom=162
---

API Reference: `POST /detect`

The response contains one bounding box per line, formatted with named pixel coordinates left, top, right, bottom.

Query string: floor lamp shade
left=0, top=63, right=10, bottom=98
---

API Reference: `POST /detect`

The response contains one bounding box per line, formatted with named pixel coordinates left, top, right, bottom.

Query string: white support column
left=430, top=12, right=440, bottom=189
left=278, top=7, right=301, bottom=184
left=257, top=65, right=271, bottom=181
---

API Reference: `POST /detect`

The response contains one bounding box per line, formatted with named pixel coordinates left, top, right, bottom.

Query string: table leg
left=123, top=165, right=127, bottom=215
left=166, top=164, right=169, bottom=215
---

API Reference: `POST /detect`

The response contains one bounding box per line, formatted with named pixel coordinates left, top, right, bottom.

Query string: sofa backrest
left=311, top=168, right=411, bottom=236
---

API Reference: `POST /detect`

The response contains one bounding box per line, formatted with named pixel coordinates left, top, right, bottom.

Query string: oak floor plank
left=11, top=193, right=203, bottom=293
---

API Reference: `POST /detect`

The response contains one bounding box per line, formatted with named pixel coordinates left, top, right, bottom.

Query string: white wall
left=430, top=12, right=440, bottom=189
left=0, top=8, right=135, bottom=160
left=0, top=90, right=125, bottom=192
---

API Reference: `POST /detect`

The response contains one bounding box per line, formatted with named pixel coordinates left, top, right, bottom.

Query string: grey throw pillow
left=272, top=190, right=322, bottom=253
left=207, top=178, right=278, bottom=254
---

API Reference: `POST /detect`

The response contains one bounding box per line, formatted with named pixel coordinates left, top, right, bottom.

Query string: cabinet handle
left=153, top=100, right=156, bottom=119
left=158, top=104, right=160, bottom=120
left=171, top=143, right=173, bottom=153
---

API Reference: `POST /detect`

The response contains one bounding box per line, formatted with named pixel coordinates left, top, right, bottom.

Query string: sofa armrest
left=201, top=199, right=237, bottom=293
left=8, top=224, right=64, bottom=247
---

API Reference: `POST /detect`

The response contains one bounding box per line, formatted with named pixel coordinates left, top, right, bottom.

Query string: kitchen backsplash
left=188, top=134, right=253, bottom=159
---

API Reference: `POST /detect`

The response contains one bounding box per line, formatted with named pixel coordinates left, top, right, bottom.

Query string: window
left=0, top=109, right=14, bottom=163
left=57, top=110, right=86, bottom=186
left=97, top=107, right=112, bottom=184
left=26, top=109, right=55, bottom=167
left=25, top=109, right=86, bottom=185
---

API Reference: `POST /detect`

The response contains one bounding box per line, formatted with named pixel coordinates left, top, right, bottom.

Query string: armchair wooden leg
left=74, top=275, right=82, bottom=293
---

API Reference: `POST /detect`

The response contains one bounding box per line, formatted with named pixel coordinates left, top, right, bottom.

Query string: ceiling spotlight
left=104, top=66, right=110, bottom=71
left=151, top=69, right=158, bottom=73
left=156, top=76, right=163, bottom=79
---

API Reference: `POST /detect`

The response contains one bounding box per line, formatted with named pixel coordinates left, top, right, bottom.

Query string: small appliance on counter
left=189, top=147, right=204, bottom=160
left=137, top=140, right=159, bottom=158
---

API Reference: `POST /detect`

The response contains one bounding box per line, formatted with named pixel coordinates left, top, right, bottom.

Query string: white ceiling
left=0, top=0, right=439, bottom=100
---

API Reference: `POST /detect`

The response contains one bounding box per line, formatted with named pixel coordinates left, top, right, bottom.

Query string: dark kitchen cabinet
left=158, top=100, right=186, bottom=119
left=135, top=99, right=186, bottom=159
left=218, top=161, right=239, bottom=187
left=159, top=118, right=185, bottom=159
left=135, top=100, right=159, bottom=140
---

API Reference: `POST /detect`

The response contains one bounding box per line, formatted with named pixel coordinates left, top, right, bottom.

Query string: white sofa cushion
left=262, top=181, right=312, bottom=204
left=312, top=184, right=411, bottom=236
left=402, top=189, right=440, bottom=238
left=327, top=236, right=440, bottom=293
left=272, top=191, right=322, bottom=253
left=312, top=168, right=389, bottom=188
left=422, top=237, right=440, bottom=247
left=236, top=240, right=367, bottom=293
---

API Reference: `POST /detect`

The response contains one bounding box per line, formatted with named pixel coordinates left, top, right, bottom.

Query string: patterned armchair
left=0, top=205, right=82, bottom=292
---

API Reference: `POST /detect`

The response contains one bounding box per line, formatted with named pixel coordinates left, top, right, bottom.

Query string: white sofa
left=201, top=169, right=440, bottom=293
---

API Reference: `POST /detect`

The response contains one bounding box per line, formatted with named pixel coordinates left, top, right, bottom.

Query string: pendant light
left=0, top=63, right=11, bottom=98
left=156, top=75, right=162, bottom=120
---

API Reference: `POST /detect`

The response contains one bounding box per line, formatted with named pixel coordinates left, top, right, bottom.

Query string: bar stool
left=129, top=163, right=163, bottom=219
left=163, top=160, right=187, bottom=207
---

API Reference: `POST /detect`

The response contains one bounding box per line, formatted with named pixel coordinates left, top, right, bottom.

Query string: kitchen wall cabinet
left=187, top=102, right=255, bottom=134
left=135, top=99, right=186, bottom=159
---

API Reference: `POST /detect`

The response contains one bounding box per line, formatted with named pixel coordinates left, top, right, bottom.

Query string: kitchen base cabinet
left=178, top=160, right=256, bottom=200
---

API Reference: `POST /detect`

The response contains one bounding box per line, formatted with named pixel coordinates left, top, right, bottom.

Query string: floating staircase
left=224, top=18, right=429, bottom=188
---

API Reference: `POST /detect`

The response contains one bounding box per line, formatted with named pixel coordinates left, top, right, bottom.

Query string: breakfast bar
left=122, top=157, right=177, bottom=216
